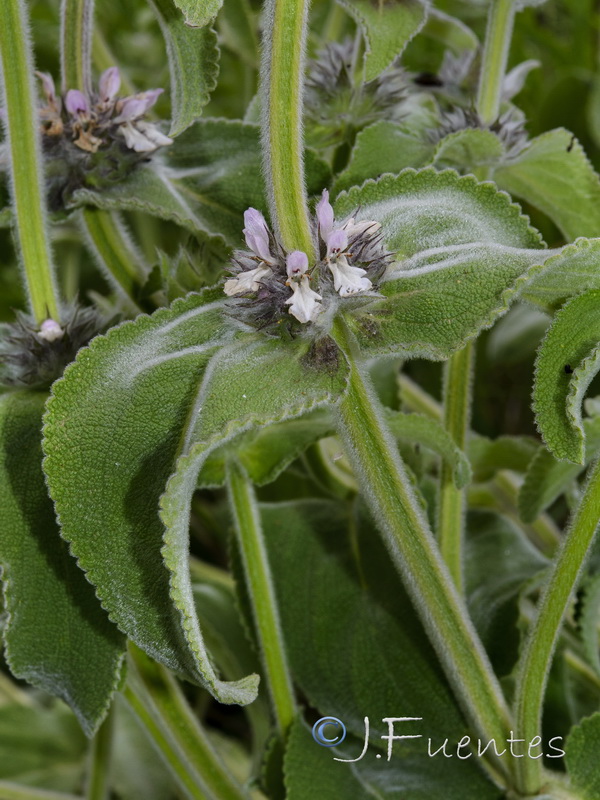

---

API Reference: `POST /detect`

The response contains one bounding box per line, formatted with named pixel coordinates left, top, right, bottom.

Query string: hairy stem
left=85, top=707, right=114, bottom=800
left=123, top=647, right=249, bottom=800
left=333, top=320, right=514, bottom=783
left=261, top=0, right=314, bottom=257
left=0, top=0, right=60, bottom=325
left=476, top=0, right=516, bottom=125
left=60, top=0, right=95, bottom=93
left=438, top=341, right=474, bottom=591
left=226, top=460, right=296, bottom=735
left=513, top=458, right=600, bottom=795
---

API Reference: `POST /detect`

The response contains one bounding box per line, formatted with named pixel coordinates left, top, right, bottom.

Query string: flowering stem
left=84, top=706, right=114, bottom=800
left=80, top=208, right=146, bottom=311
left=476, top=0, right=516, bottom=125
left=60, top=0, right=95, bottom=93
left=437, top=342, right=474, bottom=592
left=333, top=319, right=514, bottom=783
left=0, top=0, right=61, bottom=325
left=261, top=0, right=315, bottom=259
left=513, top=458, right=600, bottom=796
left=123, top=646, right=250, bottom=800
left=226, top=460, right=296, bottom=736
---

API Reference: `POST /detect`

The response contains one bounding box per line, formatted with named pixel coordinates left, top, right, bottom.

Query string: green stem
left=333, top=320, right=514, bottom=782
left=476, top=0, right=516, bottom=125
left=80, top=208, right=145, bottom=311
left=226, top=460, right=296, bottom=736
left=60, top=0, right=95, bottom=93
left=0, top=786, right=79, bottom=800
left=0, top=0, right=60, bottom=325
left=85, top=707, right=114, bottom=800
left=438, top=341, right=474, bottom=591
left=261, top=0, right=314, bottom=257
left=124, top=647, right=249, bottom=800
left=513, top=459, right=600, bottom=796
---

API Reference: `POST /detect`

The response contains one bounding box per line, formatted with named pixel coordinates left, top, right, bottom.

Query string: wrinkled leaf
left=566, top=713, right=600, bottom=800
left=172, top=0, right=221, bottom=28
left=334, top=168, right=553, bottom=358
left=333, top=121, right=434, bottom=194
left=521, top=238, right=600, bottom=311
left=335, top=0, right=428, bottom=82
left=533, top=290, right=600, bottom=463
left=147, top=1, right=219, bottom=136
left=71, top=120, right=330, bottom=246
left=496, top=129, right=600, bottom=241
left=432, top=128, right=505, bottom=171
left=0, top=391, right=125, bottom=736
left=43, top=288, right=348, bottom=706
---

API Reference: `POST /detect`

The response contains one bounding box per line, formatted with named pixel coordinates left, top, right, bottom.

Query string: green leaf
left=332, top=121, right=434, bottom=195
left=198, top=410, right=333, bottom=487
left=71, top=120, right=330, bottom=247
left=0, top=391, right=125, bottom=736
left=518, top=417, right=600, bottom=523
left=335, top=0, right=428, bottom=81
left=579, top=576, right=600, bottom=678
left=431, top=129, right=505, bottom=171
left=218, top=0, right=258, bottom=68
left=147, top=1, right=219, bottom=136
left=385, top=410, right=471, bottom=488
left=334, top=168, right=551, bottom=358
left=0, top=704, right=86, bottom=792
left=43, top=289, right=348, bottom=706
left=533, top=289, right=600, bottom=463
left=284, top=718, right=501, bottom=800
left=465, top=511, right=548, bottom=674
left=566, top=713, right=600, bottom=800
left=520, top=238, right=600, bottom=311
left=262, top=499, right=470, bottom=741
left=420, top=8, right=478, bottom=53
left=172, top=0, right=221, bottom=28
left=468, top=434, right=540, bottom=482
left=495, top=129, right=600, bottom=241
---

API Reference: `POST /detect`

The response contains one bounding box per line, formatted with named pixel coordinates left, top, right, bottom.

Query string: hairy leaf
left=521, top=238, right=600, bottom=311
left=284, top=717, right=501, bottom=800
left=333, top=121, right=434, bottom=194
left=468, top=434, right=540, bottom=482
left=566, top=713, right=600, bottom=800
left=335, top=0, right=428, bottom=81
left=0, top=392, right=124, bottom=736
left=172, top=0, right=221, bottom=28
left=496, top=129, right=600, bottom=241
left=334, top=169, right=552, bottom=358
left=533, top=290, right=600, bottom=463
left=431, top=129, right=505, bottom=171
left=43, top=289, right=348, bottom=705
left=421, top=8, right=478, bottom=53
left=71, top=120, right=330, bottom=246
left=147, top=1, right=219, bottom=136
left=518, top=417, right=600, bottom=523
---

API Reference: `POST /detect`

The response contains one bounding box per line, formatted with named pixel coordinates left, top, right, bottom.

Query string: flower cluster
left=31, top=68, right=172, bottom=209
left=224, top=190, right=391, bottom=330
left=304, top=39, right=410, bottom=148
left=0, top=304, right=110, bottom=389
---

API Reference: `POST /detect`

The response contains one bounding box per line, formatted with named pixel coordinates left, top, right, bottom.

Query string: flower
left=285, top=251, right=323, bottom=324
left=39, top=319, right=64, bottom=342
left=223, top=194, right=390, bottom=332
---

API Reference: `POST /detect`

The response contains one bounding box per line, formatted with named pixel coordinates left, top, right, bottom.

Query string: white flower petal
left=285, top=277, right=322, bottom=323
left=328, top=256, right=372, bottom=297
left=136, top=121, right=173, bottom=148
left=342, top=218, right=381, bottom=238
left=224, top=265, right=272, bottom=296
left=119, top=121, right=156, bottom=152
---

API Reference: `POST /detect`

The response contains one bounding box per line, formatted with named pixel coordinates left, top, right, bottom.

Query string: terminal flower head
left=223, top=192, right=391, bottom=334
